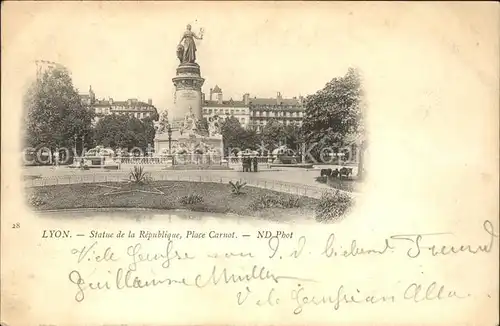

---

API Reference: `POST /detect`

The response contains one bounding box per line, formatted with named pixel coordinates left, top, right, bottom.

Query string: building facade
left=79, top=86, right=158, bottom=124
left=202, top=85, right=305, bottom=132
left=247, top=92, right=305, bottom=132
left=202, top=85, right=250, bottom=128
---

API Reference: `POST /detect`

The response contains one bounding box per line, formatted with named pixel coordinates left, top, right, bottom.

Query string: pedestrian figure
left=252, top=157, right=258, bottom=172
left=242, top=156, right=250, bottom=172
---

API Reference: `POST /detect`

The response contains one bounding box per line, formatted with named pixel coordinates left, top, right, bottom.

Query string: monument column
left=171, top=63, right=205, bottom=125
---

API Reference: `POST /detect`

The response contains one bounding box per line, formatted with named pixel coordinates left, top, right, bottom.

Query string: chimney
left=109, top=97, right=114, bottom=105
left=148, top=99, right=152, bottom=105
left=243, top=93, right=250, bottom=105
left=209, top=88, right=213, bottom=101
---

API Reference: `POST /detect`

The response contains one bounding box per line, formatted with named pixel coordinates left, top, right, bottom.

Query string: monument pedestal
left=171, top=63, right=205, bottom=124
left=155, top=130, right=223, bottom=158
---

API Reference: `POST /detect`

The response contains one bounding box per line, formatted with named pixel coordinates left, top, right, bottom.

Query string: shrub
left=179, top=193, right=204, bottom=205
left=315, top=190, right=353, bottom=222
left=315, top=176, right=327, bottom=184
left=229, top=180, right=247, bottom=195
left=129, top=166, right=151, bottom=184
left=249, top=193, right=301, bottom=210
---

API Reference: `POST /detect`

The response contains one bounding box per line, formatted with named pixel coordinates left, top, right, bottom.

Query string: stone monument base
left=154, top=129, right=224, bottom=162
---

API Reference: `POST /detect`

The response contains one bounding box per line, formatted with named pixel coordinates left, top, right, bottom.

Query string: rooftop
left=248, top=97, right=302, bottom=106
left=203, top=99, right=247, bottom=108
left=94, top=100, right=156, bottom=109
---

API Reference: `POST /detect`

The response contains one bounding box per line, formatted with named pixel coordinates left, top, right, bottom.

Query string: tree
left=23, top=67, right=94, bottom=153
left=221, top=116, right=246, bottom=155
left=93, top=114, right=154, bottom=153
left=142, top=116, right=157, bottom=150
left=302, top=67, right=365, bottom=162
left=282, top=123, right=302, bottom=151
left=260, top=119, right=285, bottom=150
left=240, top=127, right=259, bottom=151
left=258, top=120, right=302, bottom=154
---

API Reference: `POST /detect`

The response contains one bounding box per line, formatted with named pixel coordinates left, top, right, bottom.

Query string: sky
left=3, top=2, right=498, bottom=115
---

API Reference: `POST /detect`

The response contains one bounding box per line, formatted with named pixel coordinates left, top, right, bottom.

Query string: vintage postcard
left=1, top=1, right=498, bottom=325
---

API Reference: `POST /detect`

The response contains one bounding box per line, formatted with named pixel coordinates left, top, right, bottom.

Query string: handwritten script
left=67, top=220, right=498, bottom=314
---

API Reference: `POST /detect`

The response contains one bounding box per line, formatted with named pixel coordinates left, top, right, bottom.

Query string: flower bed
left=25, top=181, right=319, bottom=219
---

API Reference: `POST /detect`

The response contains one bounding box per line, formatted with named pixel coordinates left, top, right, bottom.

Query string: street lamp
left=74, top=134, right=78, bottom=156
left=167, top=123, right=172, bottom=155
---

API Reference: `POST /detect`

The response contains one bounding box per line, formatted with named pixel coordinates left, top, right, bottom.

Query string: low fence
left=119, top=157, right=171, bottom=165
left=25, top=173, right=348, bottom=199
left=103, top=155, right=273, bottom=165
left=173, top=154, right=223, bottom=165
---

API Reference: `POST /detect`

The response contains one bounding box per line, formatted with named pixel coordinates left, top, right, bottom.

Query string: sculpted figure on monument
left=208, top=116, right=223, bottom=136
left=180, top=106, right=197, bottom=135
left=208, top=118, right=216, bottom=136
left=156, top=110, right=170, bottom=133
left=178, top=24, right=204, bottom=64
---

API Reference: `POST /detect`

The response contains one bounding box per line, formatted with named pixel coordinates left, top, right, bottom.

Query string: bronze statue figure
left=178, top=24, right=204, bottom=64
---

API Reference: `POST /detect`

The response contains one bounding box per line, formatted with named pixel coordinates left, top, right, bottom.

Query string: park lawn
left=26, top=181, right=319, bottom=218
